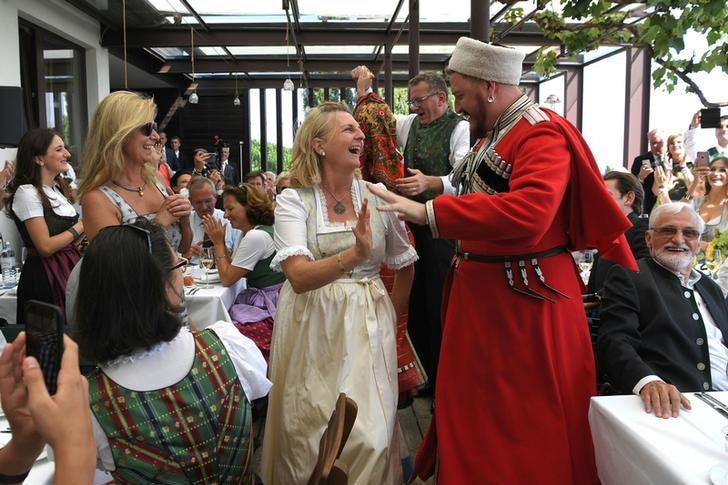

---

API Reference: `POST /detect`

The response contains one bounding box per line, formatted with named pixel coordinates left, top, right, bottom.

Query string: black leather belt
left=457, top=245, right=567, bottom=263
left=456, top=246, right=570, bottom=303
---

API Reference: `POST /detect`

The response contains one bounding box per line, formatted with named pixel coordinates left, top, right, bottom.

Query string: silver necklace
left=113, top=179, right=147, bottom=197
left=322, top=185, right=347, bottom=214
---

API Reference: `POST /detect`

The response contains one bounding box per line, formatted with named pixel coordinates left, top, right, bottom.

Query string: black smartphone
left=24, top=300, right=64, bottom=395
left=701, top=108, right=722, bottom=129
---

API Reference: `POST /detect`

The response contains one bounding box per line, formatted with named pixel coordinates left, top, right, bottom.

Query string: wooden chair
left=307, top=393, right=358, bottom=485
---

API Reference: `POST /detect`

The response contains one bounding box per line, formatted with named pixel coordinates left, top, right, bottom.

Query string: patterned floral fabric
left=353, top=92, right=404, bottom=191
left=99, top=183, right=183, bottom=251
left=88, top=329, right=253, bottom=485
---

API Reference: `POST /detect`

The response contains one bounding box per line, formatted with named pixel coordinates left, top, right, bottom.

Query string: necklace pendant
left=333, top=201, right=346, bottom=214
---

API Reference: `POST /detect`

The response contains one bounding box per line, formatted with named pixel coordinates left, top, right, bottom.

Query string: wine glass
left=708, top=248, right=724, bottom=275
left=199, top=247, right=215, bottom=288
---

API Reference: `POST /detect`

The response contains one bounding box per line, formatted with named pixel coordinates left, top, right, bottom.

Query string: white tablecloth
left=185, top=278, right=246, bottom=329
left=0, top=288, right=17, bottom=325
left=590, top=392, right=728, bottom=485
left=0, top=277, right=245, bottom=330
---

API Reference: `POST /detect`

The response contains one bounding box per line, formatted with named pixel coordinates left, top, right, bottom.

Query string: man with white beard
left=599, top=202, right=728, bottom=418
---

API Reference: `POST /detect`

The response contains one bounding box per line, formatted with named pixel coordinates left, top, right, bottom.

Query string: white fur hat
left=447, top=37, right=525, bottom=86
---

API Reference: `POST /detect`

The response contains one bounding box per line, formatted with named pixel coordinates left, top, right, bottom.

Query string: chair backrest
left=307, top=393, right=358, bottom=485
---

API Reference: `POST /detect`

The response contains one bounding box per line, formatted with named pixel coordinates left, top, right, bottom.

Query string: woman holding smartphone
left=3, top=128, right=83, bottom=325
left=688, top=155, right=728, bottom=242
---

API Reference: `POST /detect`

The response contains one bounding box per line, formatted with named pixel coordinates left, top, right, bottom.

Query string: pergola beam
left=192, top=74, right=539, bottom=92
left=161, top=55, right=449, bottom=74
left=101, top=22, right=557, bottom=49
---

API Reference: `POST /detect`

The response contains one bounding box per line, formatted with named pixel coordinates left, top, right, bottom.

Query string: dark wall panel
left=176, top=94, right=247, bottom=166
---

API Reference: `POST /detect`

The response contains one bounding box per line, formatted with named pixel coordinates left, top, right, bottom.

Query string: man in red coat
left=368, top=37, right=636, bottom=485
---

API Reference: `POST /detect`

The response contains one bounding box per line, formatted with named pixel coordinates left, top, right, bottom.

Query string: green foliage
left=532, top=0, right=728, bottom=106
left=391, top=87, right=410, bottom=115
left=249, top=139, right=294, bottom=172
left=302, top=88, right=356, bottom=111
left=504, top=7, right=525, bottom=25
left=712, top=229, right=728, bottom=256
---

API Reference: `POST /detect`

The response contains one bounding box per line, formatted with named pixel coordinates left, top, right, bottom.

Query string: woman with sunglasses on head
left=75, top=219, right=270, bottom=484
left=77, top=91, right=192, bottom=253
left=4, top=128, right=84, bottom=325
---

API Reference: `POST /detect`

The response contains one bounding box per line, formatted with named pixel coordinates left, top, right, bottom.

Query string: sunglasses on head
left=99, top=224, right=184, bottom=272
left=139, top=122, right=159, bottom=136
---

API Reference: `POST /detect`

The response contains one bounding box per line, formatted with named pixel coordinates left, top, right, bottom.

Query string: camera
left=700, top=108, right=727, bottom=129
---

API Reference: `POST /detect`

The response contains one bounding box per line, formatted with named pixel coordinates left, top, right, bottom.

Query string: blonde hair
left=78, top=91, right=158, bottom=197
left=289, top=102, right=351, bottom=188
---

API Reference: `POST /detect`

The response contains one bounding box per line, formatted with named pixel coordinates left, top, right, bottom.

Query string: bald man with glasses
left=599, top=202, right=728, bottom=418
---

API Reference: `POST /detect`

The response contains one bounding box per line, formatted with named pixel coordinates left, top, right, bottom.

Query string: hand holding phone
left=695, top=151, right=710, bottom=169
left=24, top=300, right=64, bottom=395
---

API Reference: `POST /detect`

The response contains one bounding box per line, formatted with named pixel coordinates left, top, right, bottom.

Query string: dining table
left=590, top=391, right=728, bottom=485
left=0, top=286, right=17, bottom=325
left=184, top=271, right=246, bottom=328
left=0, top=274, right=246, bottom=329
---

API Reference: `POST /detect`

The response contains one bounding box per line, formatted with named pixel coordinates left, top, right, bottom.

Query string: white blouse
left=271, top=181, right=418, bottom=272
left=232, top=228, right=275, bottom=271
left=11, top=184, right=77, bottom=220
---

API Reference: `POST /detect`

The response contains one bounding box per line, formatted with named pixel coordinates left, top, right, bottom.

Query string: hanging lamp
left=283, top=17, right=294, bottom=92
left=188, top=26, right=199, bottom=104
left=233, top=74, right=241, bottom=106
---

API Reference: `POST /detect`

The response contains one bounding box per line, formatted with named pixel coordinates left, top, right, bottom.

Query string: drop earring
left=487, top=95, right=494, bottom=103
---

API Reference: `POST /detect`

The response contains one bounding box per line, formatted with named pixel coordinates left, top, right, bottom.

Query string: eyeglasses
left=408, top=92, right=440, bottom=108
left=169, top=256, right=188, bottom=273
left=191, top=197, right=216, bottom=207
left=651, top=226, right=701, bottom=240
left=139, top=122, right=159, bottom=136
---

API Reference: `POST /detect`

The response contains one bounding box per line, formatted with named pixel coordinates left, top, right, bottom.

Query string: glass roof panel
left=304, top=46, right=378, bottom=55
left=200, top=47, right=227, bottom=56
left=391, top=45, right=455, bottom=55
left=227, top=46, right=291, bottom=56
left=150, top=47, right=188, bottom=59
left=419, top=0, right=472, bottom=22
left=297, top=0, right=408, bottom=21
left=146, top=0, right=189, bottom=14
left=184, top=2, right=283, bottom=16
left=164, top=14, right=291, bottom=24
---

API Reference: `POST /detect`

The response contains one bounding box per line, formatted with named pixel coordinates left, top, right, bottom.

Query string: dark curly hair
left=222, top=183, right=274, bottom=226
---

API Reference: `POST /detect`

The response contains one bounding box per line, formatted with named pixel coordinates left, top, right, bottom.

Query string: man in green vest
left=354, top=68, right=470, bottom=396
